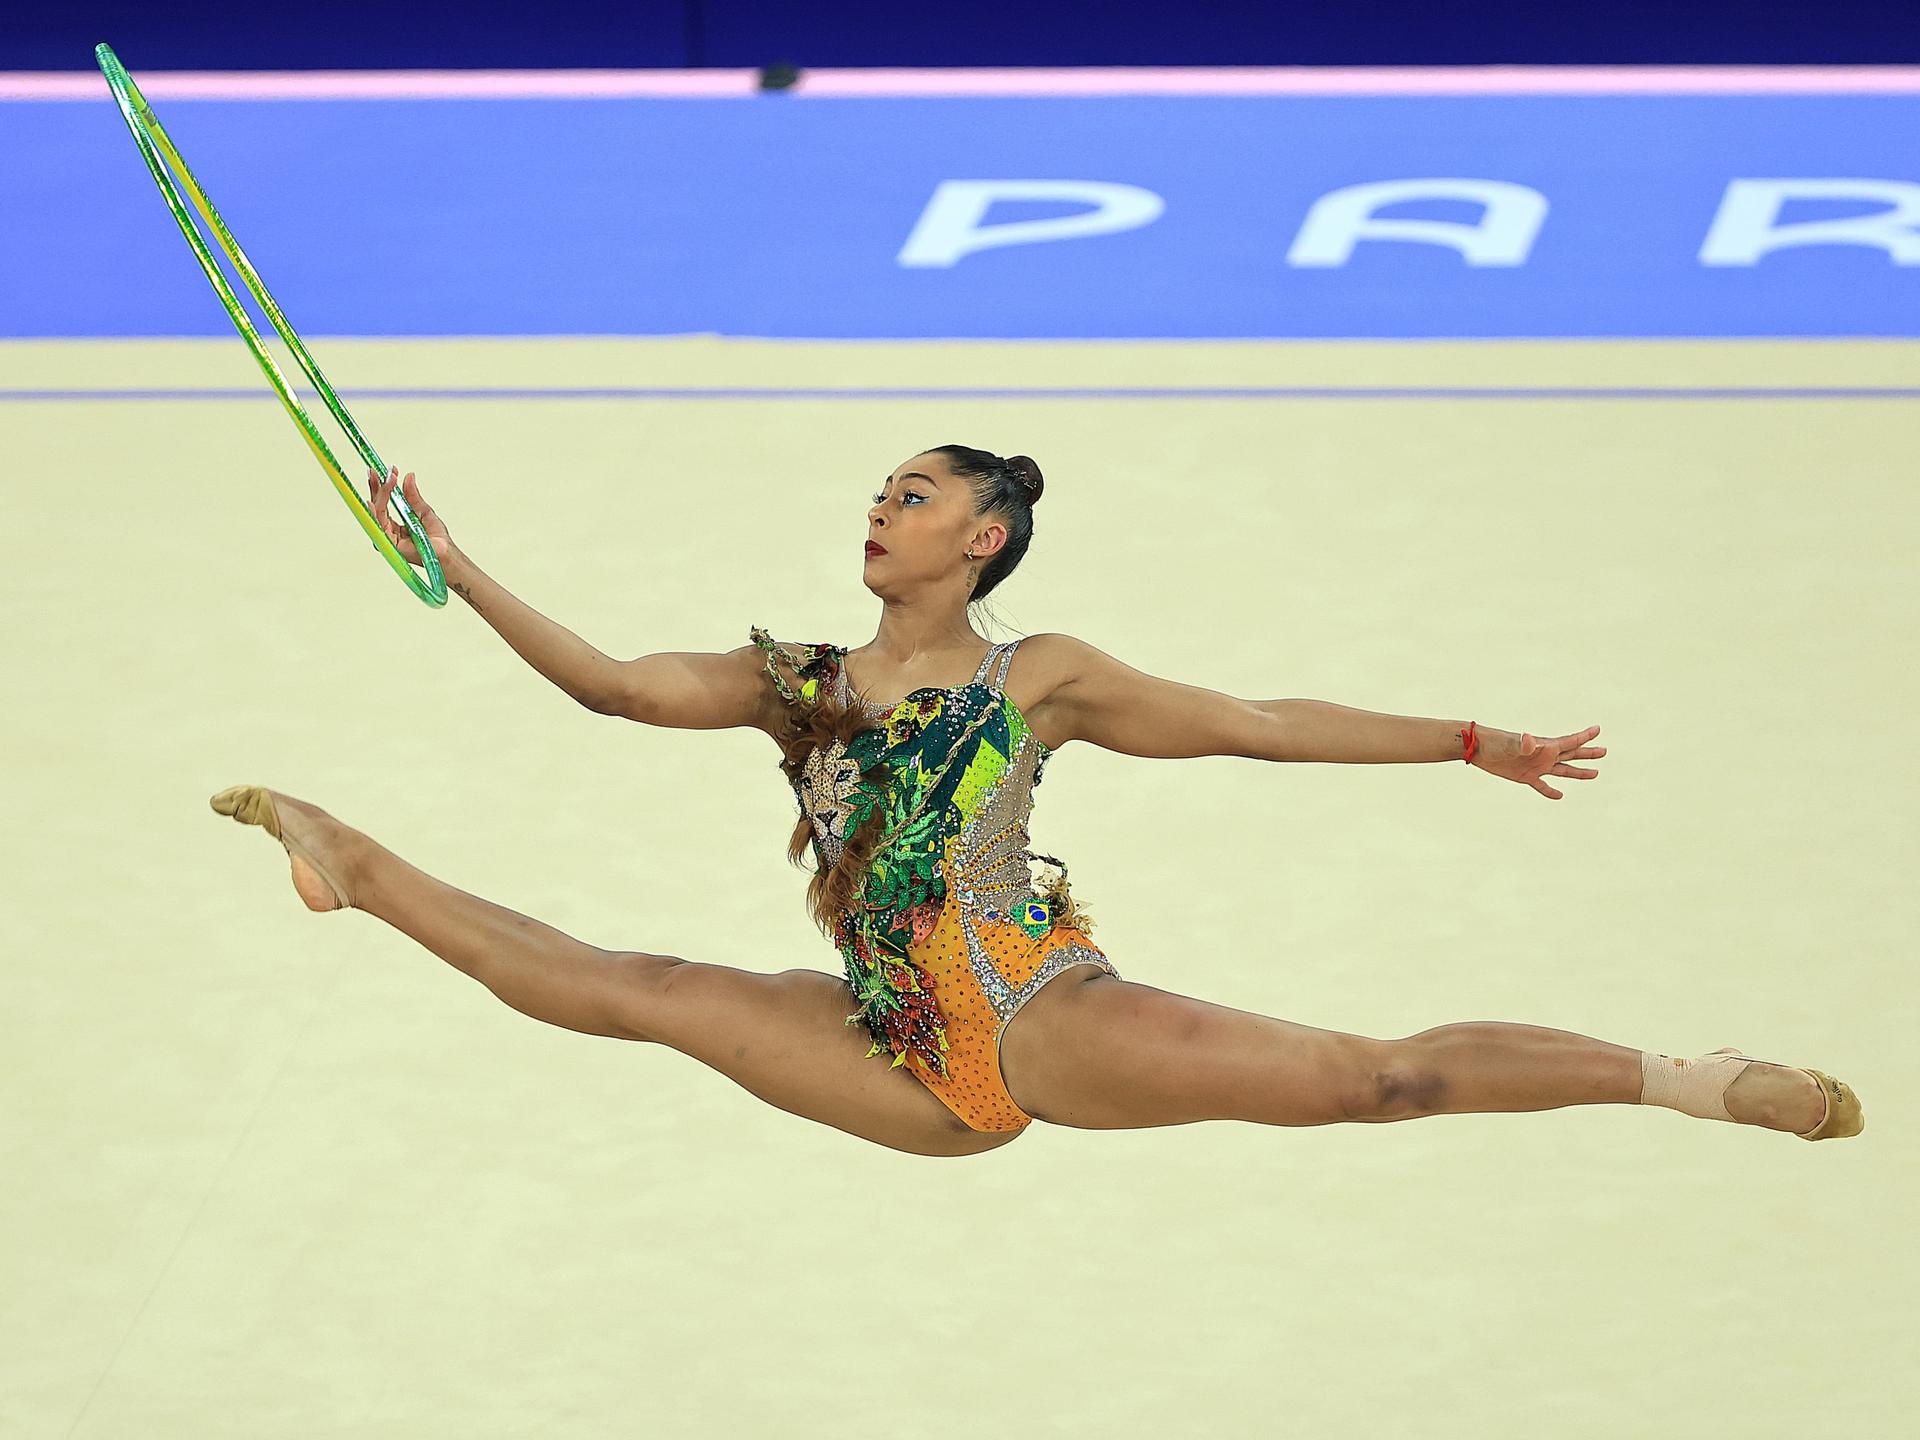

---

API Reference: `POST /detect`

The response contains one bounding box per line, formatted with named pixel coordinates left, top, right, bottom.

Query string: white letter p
left=898, top=180, right=1166, bottom=268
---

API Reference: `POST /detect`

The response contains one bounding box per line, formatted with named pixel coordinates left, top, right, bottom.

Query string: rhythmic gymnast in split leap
left=211, top=448, right=1863, bottom=1156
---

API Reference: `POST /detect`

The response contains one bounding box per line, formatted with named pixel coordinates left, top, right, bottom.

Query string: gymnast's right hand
left=366, top=464, right=455, bottom=567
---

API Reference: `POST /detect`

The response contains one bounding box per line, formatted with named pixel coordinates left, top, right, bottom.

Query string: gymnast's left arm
left=1040, top=634, right=1606, bottom=800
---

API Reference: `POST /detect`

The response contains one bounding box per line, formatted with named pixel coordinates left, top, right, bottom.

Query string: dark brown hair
left=934, top=444, right=1044, bottom=605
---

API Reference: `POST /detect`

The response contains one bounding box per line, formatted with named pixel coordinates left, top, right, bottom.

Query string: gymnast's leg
left=209, top=786, right=1016, bottom=1158
left=998, top=975, right=1831, bottom=1135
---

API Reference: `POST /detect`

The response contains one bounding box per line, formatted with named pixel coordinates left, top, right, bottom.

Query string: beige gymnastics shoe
left=1707, top=1047, right=1865, bottom=1142
left=208, top=785, right=353, bottom=912
left=1796, top=1067, right=1865, bottom=1141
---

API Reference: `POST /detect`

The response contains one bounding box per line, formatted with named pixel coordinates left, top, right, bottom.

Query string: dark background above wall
left=10, top=0, right=1920, bottom=71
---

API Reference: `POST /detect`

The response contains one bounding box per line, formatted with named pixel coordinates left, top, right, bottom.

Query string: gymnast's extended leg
left=998, top=973, right=1837, bottom=1136
left=209, top=786, right=1017, bottom=1159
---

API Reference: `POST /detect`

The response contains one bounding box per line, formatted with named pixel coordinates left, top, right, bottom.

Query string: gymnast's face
left=865, top=453, right=1006, bottom=598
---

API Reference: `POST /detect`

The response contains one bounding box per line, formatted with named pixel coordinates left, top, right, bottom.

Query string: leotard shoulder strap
left=749, top=625, right=839, bottom=706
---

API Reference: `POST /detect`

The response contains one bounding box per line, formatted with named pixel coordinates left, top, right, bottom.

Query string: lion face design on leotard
left=798, top=738, right=866, bottom=856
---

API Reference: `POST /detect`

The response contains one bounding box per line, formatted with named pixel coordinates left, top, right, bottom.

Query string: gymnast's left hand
left=1472, top=725, right=1605, bottom=800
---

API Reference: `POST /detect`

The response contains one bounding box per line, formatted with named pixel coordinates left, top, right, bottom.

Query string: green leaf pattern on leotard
left=750, top=626, right=1042, bottom=1078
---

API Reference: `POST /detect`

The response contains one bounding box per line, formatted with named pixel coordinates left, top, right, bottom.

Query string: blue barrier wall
left=11, top=93, right=1916, bottom=339
left=8, top=0, right=1919, bottom=70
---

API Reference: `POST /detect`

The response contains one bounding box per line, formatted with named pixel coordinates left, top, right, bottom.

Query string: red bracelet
left=1461, top=720, right=1478, bottom=764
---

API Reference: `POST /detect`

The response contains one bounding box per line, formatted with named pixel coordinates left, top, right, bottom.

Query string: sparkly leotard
left=750, top=626, right=1122, bottom=1132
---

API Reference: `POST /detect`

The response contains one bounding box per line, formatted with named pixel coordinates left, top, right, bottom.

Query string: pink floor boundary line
left=6, top=65, right=1920, bottom=101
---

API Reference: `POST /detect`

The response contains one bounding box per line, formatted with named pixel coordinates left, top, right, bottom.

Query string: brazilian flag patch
left=1017, top=898, right=1053, bottom=939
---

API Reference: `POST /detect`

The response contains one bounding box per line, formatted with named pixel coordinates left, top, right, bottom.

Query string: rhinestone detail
left=752, top=625, right=1116, bottom=1075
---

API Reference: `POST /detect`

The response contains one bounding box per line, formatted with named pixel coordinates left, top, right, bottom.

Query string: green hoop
left=94, top=42, right=447, bottom=606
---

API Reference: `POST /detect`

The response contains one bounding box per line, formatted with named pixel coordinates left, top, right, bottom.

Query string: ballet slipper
left=1644, top=1046, right=1864, bottom=1141
left=208, top=784, right=353, bottom=911
left=1796, top=1067, right=1864, bottom=1141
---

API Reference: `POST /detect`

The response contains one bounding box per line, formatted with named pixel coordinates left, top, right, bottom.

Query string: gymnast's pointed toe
left=210, top=783, right=282, bottom=837
left=1797, top=1069, right=1865, bottom=1142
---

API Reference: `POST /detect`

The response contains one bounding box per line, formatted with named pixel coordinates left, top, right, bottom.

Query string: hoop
left=94, top=43, right=447, bottom=606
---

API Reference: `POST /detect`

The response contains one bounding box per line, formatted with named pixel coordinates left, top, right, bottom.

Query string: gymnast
left=211, top=447, right=1863, bottom=1156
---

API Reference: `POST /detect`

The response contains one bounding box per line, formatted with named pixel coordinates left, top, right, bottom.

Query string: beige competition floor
left=3, top=337, right=1914, bottom=1438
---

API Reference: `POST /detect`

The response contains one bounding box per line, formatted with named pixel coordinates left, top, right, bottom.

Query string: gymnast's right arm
left=440, top=547, right=631, bottom=713
left=366, top=467, right=772, bottom=729
left=456, top=552, right=770, bottom=728
left=448, top=548, right=774, bottom=727
left=364, top=465, right=618, bottom=714
left=589, top=644, right=778, bottom=732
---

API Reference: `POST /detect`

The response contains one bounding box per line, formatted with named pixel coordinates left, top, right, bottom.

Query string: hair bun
left=1006, top=454, right=1045, bottom=505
